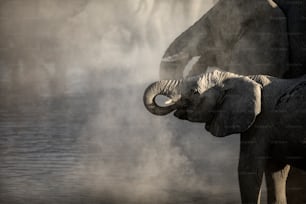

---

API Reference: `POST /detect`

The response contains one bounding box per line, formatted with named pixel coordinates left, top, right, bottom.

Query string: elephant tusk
left=267, top=0, right=278, bottom=8
left=161, top=52, right=189, bottom=62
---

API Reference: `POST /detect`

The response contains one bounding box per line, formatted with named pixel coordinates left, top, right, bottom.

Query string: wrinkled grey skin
left=144, top=70, right=306, bottom=204
left=158, top=0, right=306, bottom=203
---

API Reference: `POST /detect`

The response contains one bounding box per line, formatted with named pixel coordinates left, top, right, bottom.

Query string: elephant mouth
left=172, top=98, right=192, bottom=119
left=174, top=109, right=188, bottom=120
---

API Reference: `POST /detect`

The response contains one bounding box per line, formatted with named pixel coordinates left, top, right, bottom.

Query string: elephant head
left=160, top=0, right=288, bottom=79
left=144, top=70, right=261, bottom=137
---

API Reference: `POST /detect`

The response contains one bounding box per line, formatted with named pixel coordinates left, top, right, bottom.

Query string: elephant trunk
left=143, top=80, right=181, bottom=115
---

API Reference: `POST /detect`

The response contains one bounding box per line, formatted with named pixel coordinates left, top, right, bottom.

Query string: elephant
left=158, top=0, right=306, bottom=203
left=143, top=69, right=306, bottom=204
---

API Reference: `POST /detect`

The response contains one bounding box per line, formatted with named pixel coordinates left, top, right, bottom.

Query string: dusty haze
left=0, top=1, right=247, bottom=203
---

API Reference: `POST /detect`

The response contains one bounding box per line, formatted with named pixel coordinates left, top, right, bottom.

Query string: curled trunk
left=143, top=80, right=181, bottom=115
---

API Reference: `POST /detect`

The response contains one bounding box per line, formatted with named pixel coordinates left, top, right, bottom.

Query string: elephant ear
left=207, top=77, right=262, bottom=137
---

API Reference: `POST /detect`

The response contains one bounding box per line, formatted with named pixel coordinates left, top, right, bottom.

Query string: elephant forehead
left=198, top=76, right=219, bottom=92
left=181, top=76, right=216, bottom=95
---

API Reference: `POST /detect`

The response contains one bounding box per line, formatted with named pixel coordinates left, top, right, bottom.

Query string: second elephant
left=144, top=70, right=306, bottom=204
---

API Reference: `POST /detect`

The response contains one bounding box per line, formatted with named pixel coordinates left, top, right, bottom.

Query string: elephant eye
left=191, top=88, right=200, bottom=95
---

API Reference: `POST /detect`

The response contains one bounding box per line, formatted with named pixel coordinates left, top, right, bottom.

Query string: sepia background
left=0, top=1, right=250, bottom=203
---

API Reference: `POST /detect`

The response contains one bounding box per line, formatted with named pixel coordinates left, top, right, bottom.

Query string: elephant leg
left=238, top=156, right=264, bottom=204
left=265, top=162, right=290, bottom=204
left=286, top=167, right=306, bottom=204
left=239, top=133, right=269, bottom=204
left=238, top=148, right=265, bottom=203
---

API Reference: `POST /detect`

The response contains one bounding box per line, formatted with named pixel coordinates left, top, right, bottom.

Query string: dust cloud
left=0, top=1, right=242, bottom=203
